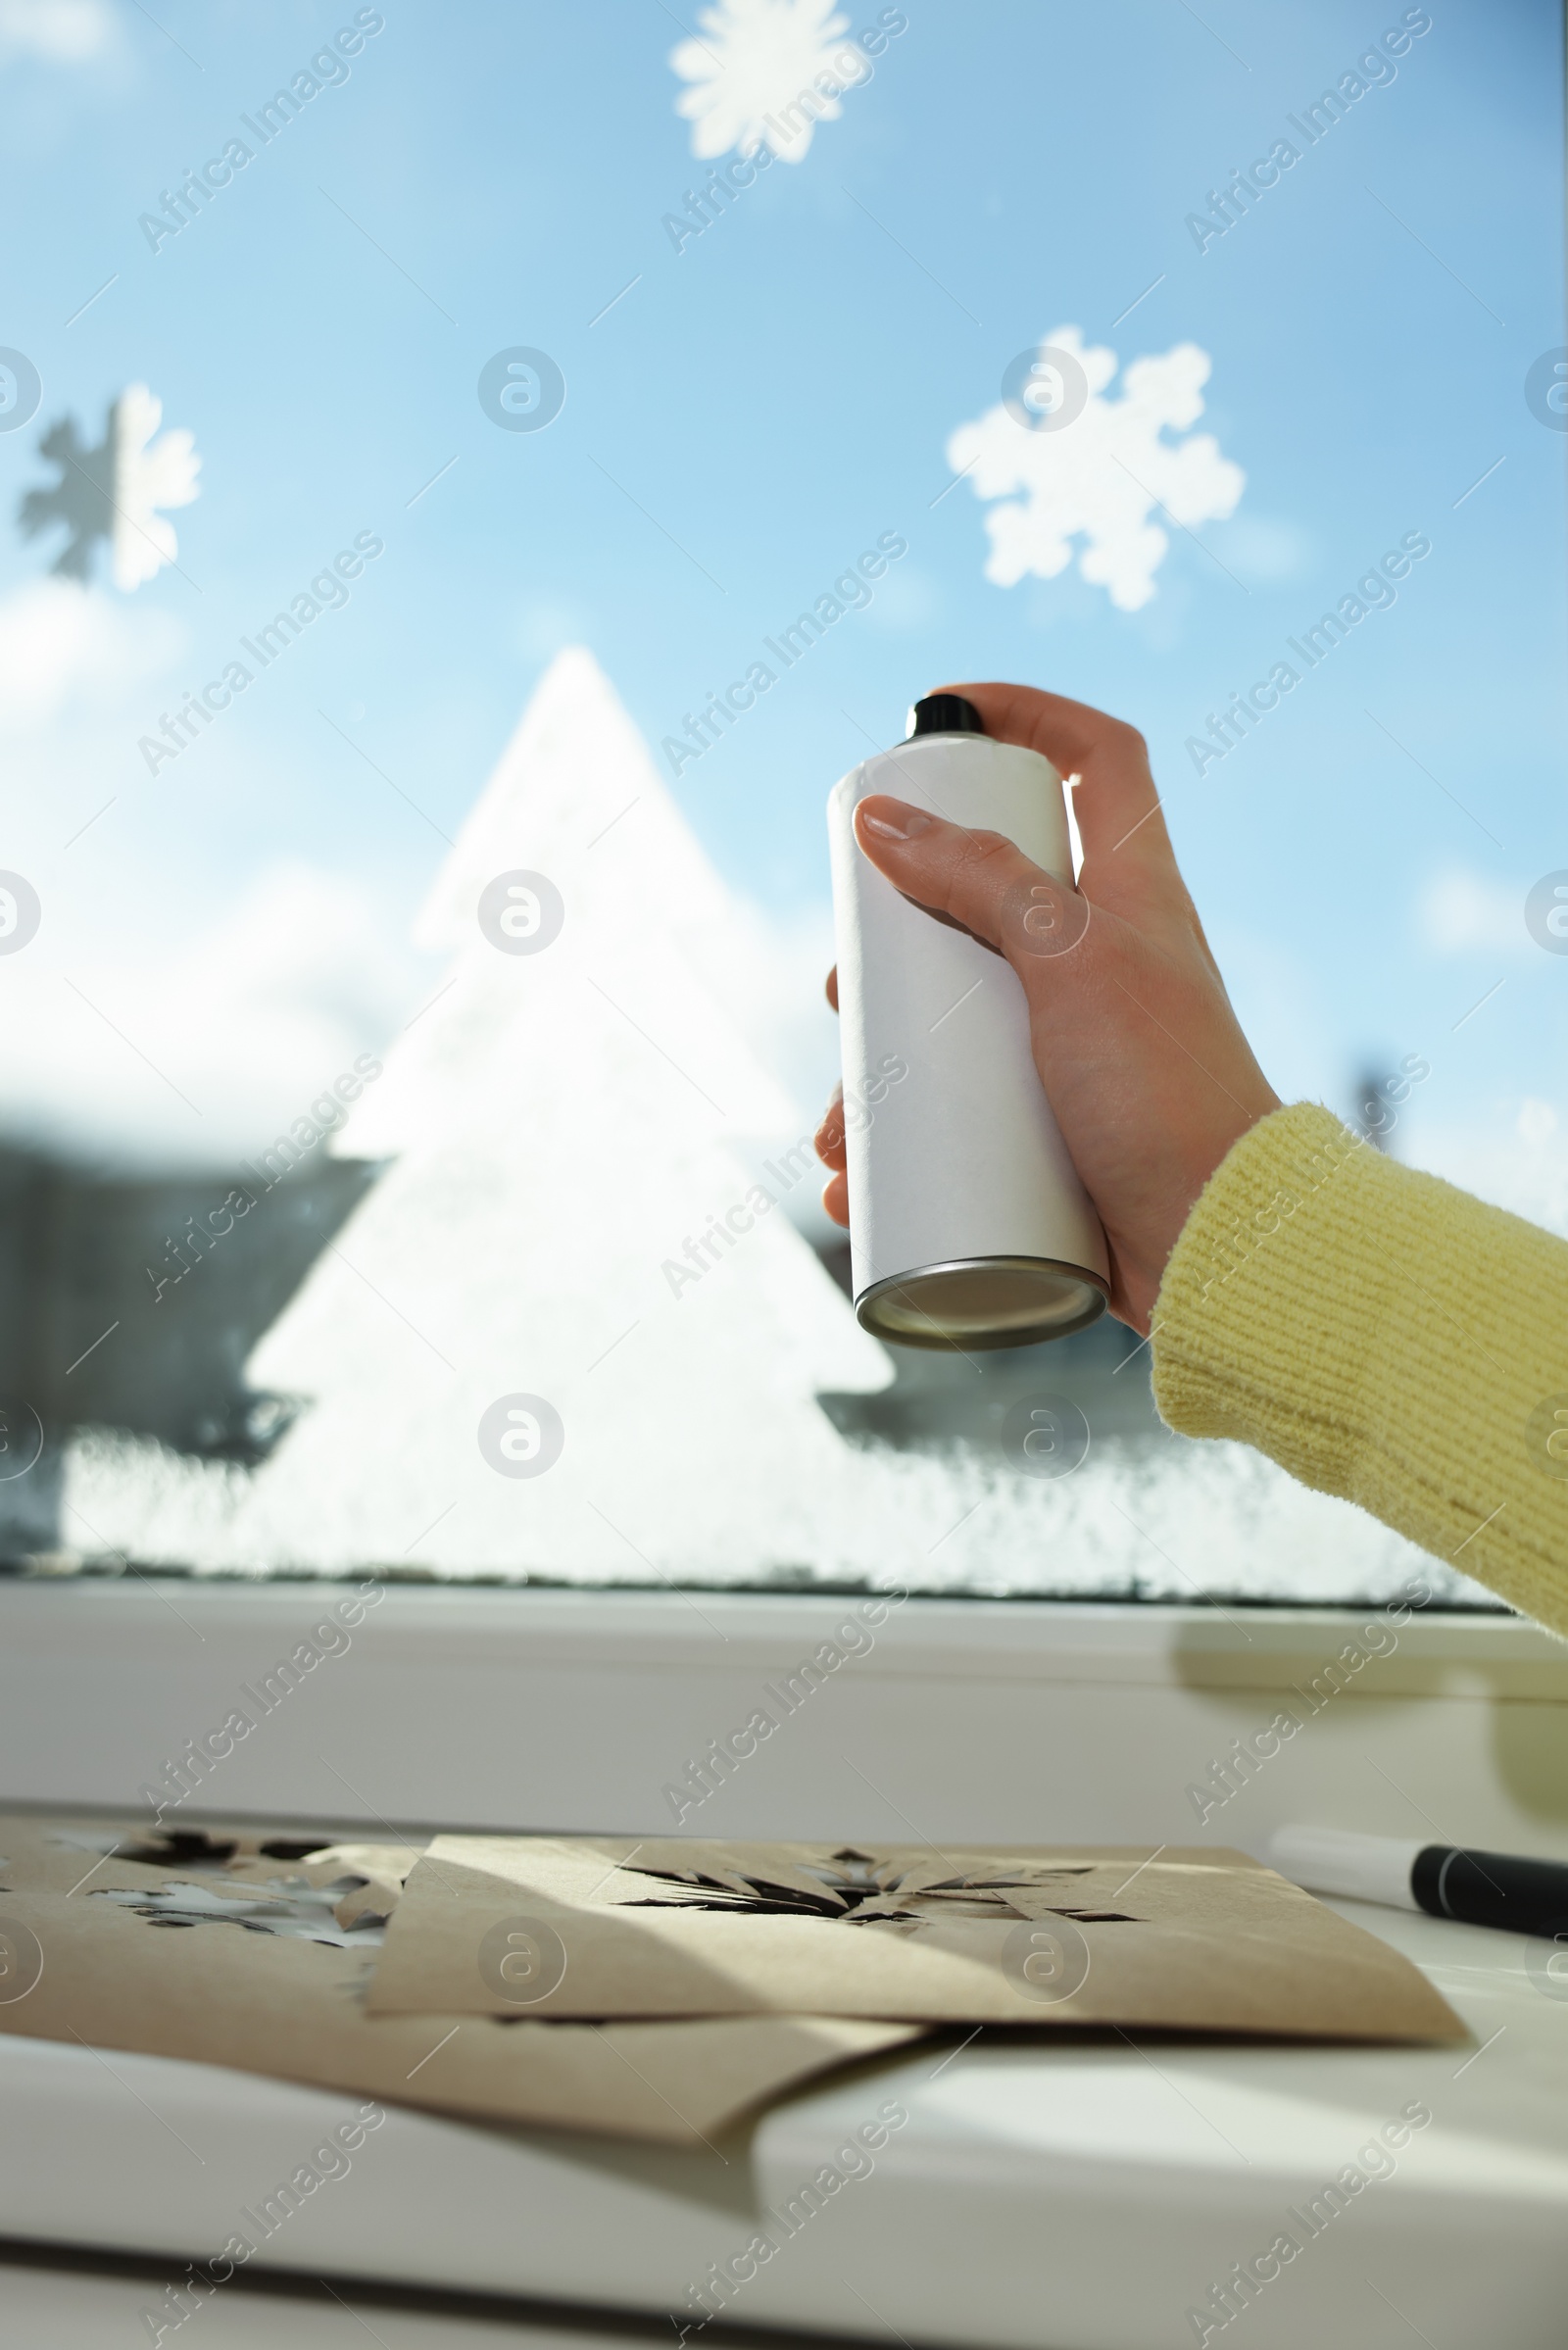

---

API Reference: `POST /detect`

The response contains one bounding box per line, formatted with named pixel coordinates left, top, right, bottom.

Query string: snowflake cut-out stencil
left=670, top=0, right=861, bottom=163
left=608, top=1846, right=1141, bottom=1926
left=946, top=327, right=1245, bottom=612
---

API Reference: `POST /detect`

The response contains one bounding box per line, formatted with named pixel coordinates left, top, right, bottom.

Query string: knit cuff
left=1150, top=1102, right=1568, bottom=1632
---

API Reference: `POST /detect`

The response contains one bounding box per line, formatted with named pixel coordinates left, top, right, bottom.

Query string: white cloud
left=0, top=863, right=425, bottom=1169
left=946, top=326, right=1245, bottom=612
left=1405, top=1103, right=1568, bottom=1242
left=514, top=596, right=594, bottom=662
left=1207, top=514, right=1311, bottom=585
left=0, top=0, right=116, bottom=61
left=669, top=0, right=866, bottom=163
left=0, top=578, right=186, bottom=732
left=1203, top=919, right=1341, bottom=1111
left=1416, top=866, right=1531, bottom=958
left=861, top=563, right=941, bottom=633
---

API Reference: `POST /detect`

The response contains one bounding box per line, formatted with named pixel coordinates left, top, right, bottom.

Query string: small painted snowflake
left=946, top=327, right=1245, bottom=612
left=113, top=382, right=200, bottom=591
left=17, top=381, right=199, bottom=591
left=670, top=0, right=863, bottom=164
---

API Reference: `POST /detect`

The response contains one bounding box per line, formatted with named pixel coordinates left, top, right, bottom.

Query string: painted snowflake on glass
left=112, top=382, right=200, bottom=589
left=946, top=326, right=1245, bottom=612
left=18, top=381, right=199, bottom=591
left=670, top=0, right=862, bottom=164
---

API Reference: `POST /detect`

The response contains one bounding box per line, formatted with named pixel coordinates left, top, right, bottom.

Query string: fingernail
left=858, top=796, right=931, bottom=843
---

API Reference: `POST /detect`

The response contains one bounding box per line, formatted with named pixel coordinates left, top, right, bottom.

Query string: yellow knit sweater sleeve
left=1150, top=1102, right=1568, bottom=1635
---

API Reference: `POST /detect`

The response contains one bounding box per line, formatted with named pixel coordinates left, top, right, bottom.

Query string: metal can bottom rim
left=855, top=1255, right=1110, bottom=1351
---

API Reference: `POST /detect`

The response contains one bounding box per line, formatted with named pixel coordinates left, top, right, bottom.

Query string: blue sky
left=0, top=0, right=1563, bottom=1215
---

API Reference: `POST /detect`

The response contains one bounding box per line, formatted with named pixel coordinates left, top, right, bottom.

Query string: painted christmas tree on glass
left=234, top=648, right=893, bottom=1576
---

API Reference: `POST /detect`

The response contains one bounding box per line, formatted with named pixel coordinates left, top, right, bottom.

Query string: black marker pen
left=1270, top=1825, right=1568, bottom=1938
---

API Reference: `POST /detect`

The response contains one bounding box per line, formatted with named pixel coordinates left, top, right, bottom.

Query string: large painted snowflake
left=670, top=0, right=860, bottom=164
left=946, top=327, right=1245, bottom=612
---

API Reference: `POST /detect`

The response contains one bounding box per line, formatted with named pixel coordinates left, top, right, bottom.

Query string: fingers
left=929, top=679, right=1181, bottom=906
left=815, top=1083, right=846, bottom=1170
left=853, top=796, right=1088, bottom=968
left=826, top=964, right=839, bottom=1012
left=815, top=1084, right=849, bottom=1226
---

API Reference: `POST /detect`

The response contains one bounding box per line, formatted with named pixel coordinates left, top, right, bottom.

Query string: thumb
left=853, top=794, right=1092, bottom=969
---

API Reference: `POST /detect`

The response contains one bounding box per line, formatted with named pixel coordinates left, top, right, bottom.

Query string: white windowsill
left=1, top=1579, right=1563, bottom=1845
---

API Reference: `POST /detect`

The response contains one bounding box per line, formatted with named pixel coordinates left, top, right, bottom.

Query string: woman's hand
left=814, top=682, right=1281, bottom=1334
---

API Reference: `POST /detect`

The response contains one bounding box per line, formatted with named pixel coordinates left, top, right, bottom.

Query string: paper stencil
left=364, top=1836, right=1465, bottom=2041
left=0, top=1817, right=920, bottom=2144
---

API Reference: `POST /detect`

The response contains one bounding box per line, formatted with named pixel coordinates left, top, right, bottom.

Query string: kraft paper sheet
left=0, top=1817, right=919, bottom=2144
left=364, top=1835, right=1464, bottom=2042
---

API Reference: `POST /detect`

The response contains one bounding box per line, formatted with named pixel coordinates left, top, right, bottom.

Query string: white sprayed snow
left=112, top=384, right=200, bottom=592
left=669, top=0, right=867, bottom=163
left=947, top=327, right=1245, bottom=613
left=222, top=647, right=890, bottom=1575
left=62, top=1417, right=1480, bottom=1605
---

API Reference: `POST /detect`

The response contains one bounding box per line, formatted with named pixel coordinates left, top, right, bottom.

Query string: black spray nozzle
left=905, top=692, right=986, bottom=741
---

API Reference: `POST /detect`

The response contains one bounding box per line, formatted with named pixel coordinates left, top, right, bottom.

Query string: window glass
left=0, top=0, right=1557, bottom=1604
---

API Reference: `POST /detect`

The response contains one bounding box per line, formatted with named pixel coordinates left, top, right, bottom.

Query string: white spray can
left=827, top=693, right=1110, bottom=1348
